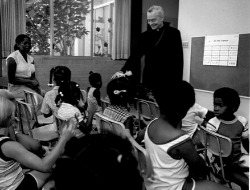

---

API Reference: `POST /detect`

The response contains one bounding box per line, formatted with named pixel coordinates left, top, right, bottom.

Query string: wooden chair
left=134, top=98, right=160, bottom=129
left=199, top=123, right=233, bottom=188
left=23, top=89, right=53, bottom=128
left=16, top=100, right=59, bottom=148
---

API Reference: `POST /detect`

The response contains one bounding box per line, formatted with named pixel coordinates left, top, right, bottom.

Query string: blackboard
left=190, top=33, right=250, bottom=97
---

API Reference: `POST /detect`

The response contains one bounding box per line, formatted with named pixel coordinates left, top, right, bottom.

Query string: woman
left=0, top=96, right=76, bottom=190
left=6, top=34, right=45, bottom=111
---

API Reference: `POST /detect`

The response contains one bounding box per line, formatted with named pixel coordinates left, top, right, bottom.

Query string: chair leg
left=227, top=182, right=232, bottom=189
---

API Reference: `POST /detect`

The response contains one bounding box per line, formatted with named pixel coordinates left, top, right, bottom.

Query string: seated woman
left=53, top=133, right=142, bottom=190
left=6, top=34, right=45, bottom=112
left=0, top=96, right=76, bottom=190
left=41, top=66, right=71, bottom=118
left=103, top=77, right=137, bottom=137
left=144, top=80, right=231, bottom=190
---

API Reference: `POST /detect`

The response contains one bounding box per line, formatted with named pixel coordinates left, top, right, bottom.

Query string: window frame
left=93, top=1, right=114, bottom=57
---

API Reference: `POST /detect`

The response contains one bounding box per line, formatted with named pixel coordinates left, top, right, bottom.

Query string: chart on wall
left=190, top=33, right=250, bottom=97
left=203, top=34, right=239, bottom=67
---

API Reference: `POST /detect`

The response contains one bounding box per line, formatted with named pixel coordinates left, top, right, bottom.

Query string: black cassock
left=121, top=22, right=184, bottom=91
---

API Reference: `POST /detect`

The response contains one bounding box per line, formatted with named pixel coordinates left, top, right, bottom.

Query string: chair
left=16, top=100, right=59, bottom=148
left=80, top=89, right=87, bottom=103
left=199, top=123, right=233, bottom=188
left=95, top=112, right=152, bottom=189
left=129, top=137, right=152, bottom=179
left=100, top=98, right=110, bottom=111
left=95, top=112, right=128, bottom=138
left=134, top=98, right=160, bottom=129
left=23, top=89, right=53, bottom=128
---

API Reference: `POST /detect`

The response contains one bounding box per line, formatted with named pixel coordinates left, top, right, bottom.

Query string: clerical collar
left=156, top=23, right=164, bottom=31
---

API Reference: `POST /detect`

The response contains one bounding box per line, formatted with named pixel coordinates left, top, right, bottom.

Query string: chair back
left=199, top=123, right=233, bottom=186
left=23, top=89, right=39, bottom=122
left=81, top=89, right=87, bottom=103
left=95, top=112, right=127, bottom=138
left=134, top=98, right=160, bottom=120
left=95, top=113, right=153, bottom=180
left=199, top=124, right=232, bottom=158
left=129, top=137, right=153, bottom=179
left=100, top=98, right=110, bottom=111
left=16, top=100, right=35, bottom=137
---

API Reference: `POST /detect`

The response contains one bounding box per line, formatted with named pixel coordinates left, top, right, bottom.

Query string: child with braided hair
left=103, top=77, right=140, bottom=137
left=41, top=66, right=71, bottom=118
left=55, top=81, right=92, bottom=137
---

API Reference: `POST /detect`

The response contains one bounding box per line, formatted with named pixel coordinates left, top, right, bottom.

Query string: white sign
left=203, top=34, right=239, bottom=66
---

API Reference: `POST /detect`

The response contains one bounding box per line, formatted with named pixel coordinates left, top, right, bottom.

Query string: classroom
left=0, top=0, right=249, bottom=190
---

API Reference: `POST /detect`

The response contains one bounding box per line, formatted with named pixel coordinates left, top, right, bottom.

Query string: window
left=93, top=0, right=114, bottom=57
left=26, top=0, right=114, bottom=57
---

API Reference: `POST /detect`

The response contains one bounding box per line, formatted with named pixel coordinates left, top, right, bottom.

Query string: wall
left=178, top=0, right=250, bottom=120
left=2, top=57, right=125, bottom=98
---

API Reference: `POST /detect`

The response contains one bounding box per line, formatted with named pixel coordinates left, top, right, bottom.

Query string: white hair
left=147, top=5, right=164, bottom=18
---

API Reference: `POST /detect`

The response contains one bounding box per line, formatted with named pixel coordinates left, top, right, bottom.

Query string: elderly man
left=112, top=5, right=183, bottom=91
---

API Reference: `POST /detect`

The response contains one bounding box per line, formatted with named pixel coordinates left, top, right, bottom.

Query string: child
left=87, top=71, right=102, bottom=114
left=206, top=87, right=249, bottom=190
left=144, top=80, right=231, bottom=190
left=0, top=96, right=76, bottom=190
left=55, top=81, right=92, bottom=137
left=41, top=66, right=71, bottom=118
left=103, top=77, right=139, bottom=137
left=182, top=103, right=214, bottom=147
left=52, top=134, right=142, bottom=190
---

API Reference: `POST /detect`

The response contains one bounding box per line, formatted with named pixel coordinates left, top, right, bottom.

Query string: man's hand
left=111, top=71, right=125, bottom=79
left=111, top=71, right=132, bottom=79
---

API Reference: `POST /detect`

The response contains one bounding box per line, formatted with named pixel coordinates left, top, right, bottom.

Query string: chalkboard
left=190, top=33, right=250, bottom=97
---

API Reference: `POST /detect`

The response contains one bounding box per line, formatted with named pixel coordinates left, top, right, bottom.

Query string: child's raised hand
left=60, top=119, right=77, bottom=141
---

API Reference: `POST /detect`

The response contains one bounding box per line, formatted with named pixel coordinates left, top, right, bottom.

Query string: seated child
left=41, top=66, right=71, bottom=118
left=144, top=80, right=231, bottom=190
left=182, top=103, right=214, bottom=147
left=52, top=134, right=142, bottom=190
left=0, top=96, right=75, bottom=190
left=55, top=81, right=92, bottom=137
left=86, top=71, right=102, bottom=128
left=206, top=87, right=249, bottom=190
left=87, top=71, right=102, bottom=113
left=103, top=77, right=138, bottom=137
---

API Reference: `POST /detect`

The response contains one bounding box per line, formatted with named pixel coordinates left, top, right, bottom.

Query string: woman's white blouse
left=6, top=50, right=35, bottom=78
